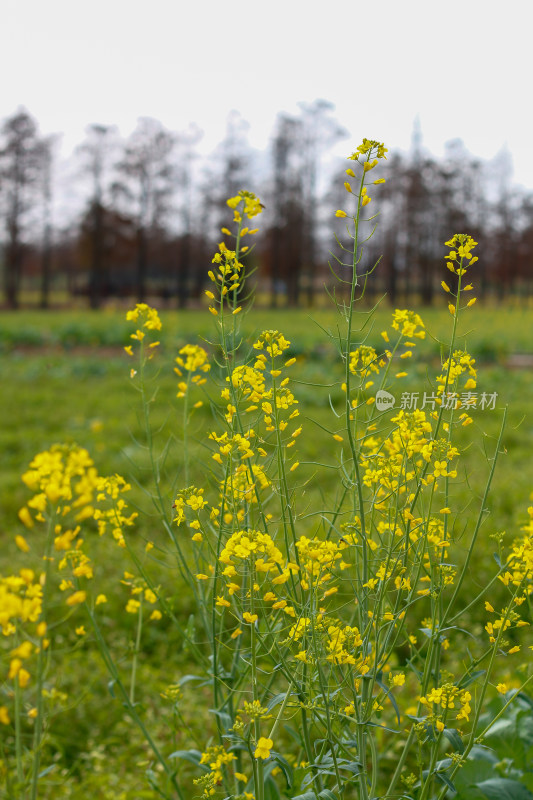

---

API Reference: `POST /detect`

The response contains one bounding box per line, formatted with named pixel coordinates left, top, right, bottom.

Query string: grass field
left=1, top=304, right=533, bottom=354
left=1, top=304, right=532, bottom=798
left=2, top=305, right=532, bottom=526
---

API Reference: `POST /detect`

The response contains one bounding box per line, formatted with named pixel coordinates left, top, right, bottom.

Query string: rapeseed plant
left=2, top=142, right=532, bottom=800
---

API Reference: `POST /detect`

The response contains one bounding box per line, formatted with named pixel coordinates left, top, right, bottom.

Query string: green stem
left=30, top=511, right=55, bottom=800
left=86, top=603, right=185, bottom=799
left=130, top=599, right=143, bottom=705
left=441, top=407, right=507, bottom=627
left=183, top=373, right=190, bottom=485
left=14, top=673, right=24, bottom=792
left=435, top=586, right=527, bottom=800
left=344, top=156, right=372, bottom=800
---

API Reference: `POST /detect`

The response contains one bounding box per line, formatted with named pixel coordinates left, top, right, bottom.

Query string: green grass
left=1, top=305, right=532, bottom=797
left=1, top=304, right=532, bottom=356
left=1, top=305, right=531, bottom=522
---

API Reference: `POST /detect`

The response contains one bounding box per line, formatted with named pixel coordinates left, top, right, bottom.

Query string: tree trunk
left=40, top=223, right=52, bottom=309
left=89, top=201, right=104, bottom=309
left=137, top=225, right=147, bottom=302
left=177, top=233, right=190, bottom=308
left=5, top=227, right=21, bottom=309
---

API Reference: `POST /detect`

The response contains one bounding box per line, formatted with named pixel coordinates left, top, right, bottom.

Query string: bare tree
left=488, top=147, right=517, bottom=300
left=37, top=135, right=58, bottom=308
left=516, top=193, right=533, bottom=298
left=218, top=111, right=252, bottom=220
left=264, top=103, right=347, bottom=307
left=114, top=118, right=176, bottom=302
left=76, top=124, right=118, bottom=308
left=202, top=111, right=254, bottom=239
left=298, top=100, right=347, bottom=305
left=175, top=123, right=202, bottom=307
left=0, top=109, right=43, bottom=308
left=267, top=113, right=305, bottom=307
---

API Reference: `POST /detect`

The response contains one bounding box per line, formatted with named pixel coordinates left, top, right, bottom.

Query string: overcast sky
left=3, top=0, right=532, bottom=189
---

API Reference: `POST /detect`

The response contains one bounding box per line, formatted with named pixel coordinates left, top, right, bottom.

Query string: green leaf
left=443, top=727, right=465, bottom=753
left=168, top=749, right=208, bottom=771
left=517, top=693, right=533, bottom=711
left=435, top=770, right=456, bottom=792
left=422, top=757, right=452, bottom=779
left=515, top=709, right=533, bottom=746
left=522, top=773, right=533, bottom=792
left=38, top=765, right=57, bottom=779
left=264, top=774, right=281, bottom=800
left=477, top=778, right=533, bottom=800
left=178, top=674, right=205, bottom=686
left=283, top=723, right=304, bottom=747
left=458, top=669, right=487, bottom=689
left=267, top=691, right=293, bottom=711
left=208, top=707, right=233, bottom=731
left=270, top=752, right=293, bottom=789
left=375, top=673, right=401, bottom=726
left=338, top=760, right=362, bottom=775
left=454, top=758, right=496, bottom=798
left=146, top=769, right=172, bottom=799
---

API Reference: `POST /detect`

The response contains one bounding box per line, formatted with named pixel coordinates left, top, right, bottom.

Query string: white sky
left=2, top=0, right=533, bottom=190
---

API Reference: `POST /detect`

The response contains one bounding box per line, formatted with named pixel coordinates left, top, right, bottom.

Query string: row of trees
left=1, top=104, right=532, bottom=309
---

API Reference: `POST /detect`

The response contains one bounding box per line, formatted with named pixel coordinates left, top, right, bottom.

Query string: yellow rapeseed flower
left=18, top=507, right=34, bottom=528
left=254, top=737, right=273, bottom=759
left=125, top=599, right=140, bottom=614
left=66, top=590, right=86, bottom=607
left=15, top=534, right=30, bottom=552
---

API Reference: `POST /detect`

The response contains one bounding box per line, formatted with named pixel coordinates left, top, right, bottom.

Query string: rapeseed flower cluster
left=219, top=530, right=284, bottom=572
left=206, top=191, right=263, bottom=318
left=0, top=573, right=42, bottom=636
left=444, top=233, right=479, bottom=273
left=125, top=302, right=162, bottom=331
left=123, top=303, right=162, bottom=376
left=93, top=475, right=138, bottom=547
left=0, top=570, right=49, bottom=726
left=19, top=444, right=98, bottom=526
left=175, top=343, right=210, bottom=400
left=195, top=744, right=237, bottom=797
left=335, top=139, right=387, bottom=218
left=391, top=308, right=426, bottom=339
left=443, top=234, right=479, bottom=316
left=419, top=683, right=472, bottom=723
